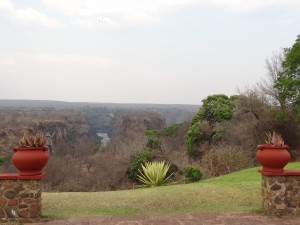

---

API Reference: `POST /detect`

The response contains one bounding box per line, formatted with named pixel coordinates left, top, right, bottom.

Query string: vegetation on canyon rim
left=1, top=35, right=300, bottom=192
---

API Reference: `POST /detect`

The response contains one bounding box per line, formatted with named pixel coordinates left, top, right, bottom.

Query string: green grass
left=42, top=162, right=300, bottom=218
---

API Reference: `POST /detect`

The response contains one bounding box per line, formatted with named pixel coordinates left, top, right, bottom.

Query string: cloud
left=42, top=0, right=196, bottom=29
left=41, top=0, right=300, bottom=29
left=0, top=0, right=14, bottom=12
left=212, top=0, right=300, bottom=13
left=2, top=0, right=300, bottom=30
left=275, top=18, right=297, bottom=25
left=1, top=53, right=119, bottom=69
left=14, top=7, right=63, bottom=28
left=0, top=57, right=15, bottom=66
left=0, top=0, right=64, bottom=28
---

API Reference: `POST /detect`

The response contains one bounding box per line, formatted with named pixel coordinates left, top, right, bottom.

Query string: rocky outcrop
left=110, top=110, right=166, bottom=136
left=0, top=108, right=165, bottom=157
left=38, top=113, right=92, bottom=153
left=0, top=109, right=95, bottom=157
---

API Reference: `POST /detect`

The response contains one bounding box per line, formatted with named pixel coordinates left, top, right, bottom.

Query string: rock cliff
left=0, top=109, right=94, bottom=157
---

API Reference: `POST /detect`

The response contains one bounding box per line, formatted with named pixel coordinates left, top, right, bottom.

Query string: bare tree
left=257, top=51, right=287, bottom=109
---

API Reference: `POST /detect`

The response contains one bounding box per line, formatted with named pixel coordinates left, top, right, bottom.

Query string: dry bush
left=91, top=151, right=134, bottom=191
left=222, top=89, right=276, bottom=158
left=42, top=109, right=165, bottom=191
left=161, top=122, right=191, bottom=168
left=201, top=144, right=254, bottom=178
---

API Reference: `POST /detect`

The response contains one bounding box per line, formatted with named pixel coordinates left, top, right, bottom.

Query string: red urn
left=12, top=146, right=49, bottom=176
left=256, top=145, right=290, bottom=173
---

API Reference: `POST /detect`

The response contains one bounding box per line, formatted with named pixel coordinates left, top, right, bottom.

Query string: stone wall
left=0, top=179, right=42, bottom=223
left=262, top=175, right=300, bottom=216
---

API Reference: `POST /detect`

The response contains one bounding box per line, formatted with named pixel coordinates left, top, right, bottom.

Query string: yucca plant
left=137, top=161, right=173, bottom=187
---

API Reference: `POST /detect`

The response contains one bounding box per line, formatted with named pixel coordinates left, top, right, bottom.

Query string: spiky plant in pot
left=12, top=130, right=49, bottom=176
left=265, top=131, right=284, bottom=146
left=19, top=131, right=46, bottom=147
left=256, top=131, right=290, bottom=173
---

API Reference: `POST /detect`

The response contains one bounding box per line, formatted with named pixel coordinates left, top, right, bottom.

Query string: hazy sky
left=0, top=0, right=299, bottom=104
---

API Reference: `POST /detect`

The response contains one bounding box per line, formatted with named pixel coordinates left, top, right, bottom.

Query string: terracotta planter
left=256, top=145, right=290, bottom=173
left=12, top=146, right=49, bottom=176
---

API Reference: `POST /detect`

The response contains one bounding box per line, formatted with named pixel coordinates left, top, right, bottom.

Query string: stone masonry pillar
left=0, top=174, right=44, bottom=223
left=260, top=170, right=300, bottom=216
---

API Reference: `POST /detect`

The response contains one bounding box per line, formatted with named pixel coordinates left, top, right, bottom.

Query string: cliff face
left=0, top=106, right=178, bottom=191
left=110, top=110, right=166, bottom=136
left=0, top=108, right=166, bottom=157
left=0, top=109, right=95, bottom=157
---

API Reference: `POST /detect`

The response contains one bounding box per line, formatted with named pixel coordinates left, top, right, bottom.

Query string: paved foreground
left=29, top=213, right=300, bottom=225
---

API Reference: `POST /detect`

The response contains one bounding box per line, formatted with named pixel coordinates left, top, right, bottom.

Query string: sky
left=0, top=0, right=299, bottom=104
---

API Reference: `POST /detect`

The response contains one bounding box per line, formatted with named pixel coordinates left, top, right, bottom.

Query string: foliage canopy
left=185, top=94, right=234, bottom=153
left=192, top=94, right=234, bottom=126
left=275, top=35, right=300, bottom=115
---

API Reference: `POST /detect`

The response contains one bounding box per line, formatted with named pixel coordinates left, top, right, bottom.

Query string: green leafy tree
left=184, top=122, right=203, bottom=149
left=185, top=94, right=234, bottom=153
left=126, top=149, right=151, bottom=181
left=275, top=35, right=300, bottom=115
left=193, top=94, right=234, bottom=126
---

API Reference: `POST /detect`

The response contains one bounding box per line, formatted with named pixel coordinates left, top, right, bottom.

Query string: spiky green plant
left=137, top=161, right=173, bottom=187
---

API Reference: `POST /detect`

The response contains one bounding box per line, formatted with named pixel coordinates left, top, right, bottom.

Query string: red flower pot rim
left=12, top=146, right=48, bottom=151
left=257, top=144, right=288, bottom=150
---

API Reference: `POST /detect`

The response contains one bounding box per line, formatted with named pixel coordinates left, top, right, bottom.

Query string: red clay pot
left=256, top=145, right=290, bottom=173
left=12, top=146, right=49, bottom=176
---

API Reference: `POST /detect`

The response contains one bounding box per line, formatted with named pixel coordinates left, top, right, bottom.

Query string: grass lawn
left=42, top=162, right=300, bottom=218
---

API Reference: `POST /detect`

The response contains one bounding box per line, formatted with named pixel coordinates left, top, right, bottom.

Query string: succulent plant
left=265, top=131, right=284, bottom=146
left=19, top=131, right=46, bottom=147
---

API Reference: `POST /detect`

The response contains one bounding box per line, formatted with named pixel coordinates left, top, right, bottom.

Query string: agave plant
left=137, top=161, right=173, bottom=187
left=265, top=131, right=284, bottom=146
left=19, top=131, right=46, bottom=147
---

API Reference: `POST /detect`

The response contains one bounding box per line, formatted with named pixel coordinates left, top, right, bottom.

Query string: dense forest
left=1, top=35, right=300, bottom=192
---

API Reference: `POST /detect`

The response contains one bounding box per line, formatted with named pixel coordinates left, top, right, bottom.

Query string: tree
left=184, top=94, right=234, bottom=158
left=257, top=52, right=286, bottom=109
left=192, top=94, right=234, bottom=126
left=275, top=35, right=300, bottom=115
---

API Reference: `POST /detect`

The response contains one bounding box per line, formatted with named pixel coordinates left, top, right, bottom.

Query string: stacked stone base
left=0, top=175, right=43, bottom=223
left=261, top=171, right=300, bottom=216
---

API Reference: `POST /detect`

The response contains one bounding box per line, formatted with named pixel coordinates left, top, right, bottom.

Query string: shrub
left=137, top=161, right=173, bottom=187
left=212, top=130, right=222, bottom=142
left=126, top=149, right=151, bottom=181
left=145, top=136, right=161, bottom=150
left=181, top=165, right=202, bottom=183
left=163, top=124, right=180, bottom=136
left=0, top=157, right=4, bottom=166
left=144, top=129, right=158, bottom=136
left=184, top=122, right=203, bottom=149
left=167, top=163, right=178, bottom=178
left=201, top=144, right=253, bottom=178
left=92, top=143, right=101, bottom=153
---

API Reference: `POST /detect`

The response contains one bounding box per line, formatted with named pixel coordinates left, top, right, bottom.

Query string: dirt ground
left=26, top=212, right=300, bottom=225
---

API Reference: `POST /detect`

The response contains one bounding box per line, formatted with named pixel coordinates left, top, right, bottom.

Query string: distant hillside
left=0, top=100, right=199, bottom=125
